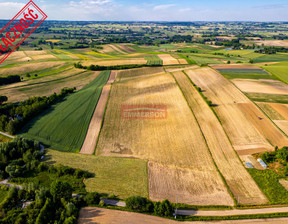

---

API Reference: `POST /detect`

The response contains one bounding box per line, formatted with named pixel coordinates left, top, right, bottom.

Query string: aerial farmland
left=0, top=16, right=288, bottom=223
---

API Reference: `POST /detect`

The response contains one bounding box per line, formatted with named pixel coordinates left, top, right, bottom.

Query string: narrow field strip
left=80, top=71, right=118, bottom=154
left=172, top=71, right=267, bottom=205
left=109, top=44, right=128, bottom=54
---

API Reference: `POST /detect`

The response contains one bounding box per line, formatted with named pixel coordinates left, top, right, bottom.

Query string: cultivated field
left=258, top=103, right=288, bottom=135
left=96, top=70, right=233, bottom=205
left=172, top=71, right=267, bottom=205
left=46, top=149, right=148, bottom=198
left=263, top=62, right=288, bottom=84
left=0, top=61, right=66, bottom=76
left=0, top=68, right=99, bottom=102
left=82, top=59, right=147, bottom=66
left=80, top=71, right=117, bottom=154
left=186, top=67, right=278, bottom=155
left=232, top=79, right=288, bottom=95
left=158, top=54, right=180, bottom=65
left=256, top=40, right=288, bottom=47
left=22, top=71, right=110, bottom=152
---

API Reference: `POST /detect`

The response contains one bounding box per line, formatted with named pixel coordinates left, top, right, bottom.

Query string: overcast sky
left=0, top=0, right=288, bottom=21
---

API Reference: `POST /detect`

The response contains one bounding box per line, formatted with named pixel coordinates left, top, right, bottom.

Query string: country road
left=0, top=131, right=14, bottom=139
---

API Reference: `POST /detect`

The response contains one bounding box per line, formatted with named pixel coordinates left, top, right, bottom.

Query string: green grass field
left=188, top=55, right=224, bottom=65
left=247, top=169, right=288, bottom=204
left=246, top=93, right=288, bottom=104
left=262, top=62, right=288, bottom=84
left=254, top=54, right=288, bottom=63
left=217, top=68, right=278, bottom=80
left=46, top=149, right=148, bottom=199
left=145, top=55, right=163, bottom=65
left=21, top=71, right=110, bottom=152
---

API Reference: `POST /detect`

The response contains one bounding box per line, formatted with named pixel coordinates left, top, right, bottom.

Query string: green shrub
left=85, top=192, right=100, bottom=205
left=125, top=196, right=154, bottom=213
left=154, top=199, right=174, bottom=217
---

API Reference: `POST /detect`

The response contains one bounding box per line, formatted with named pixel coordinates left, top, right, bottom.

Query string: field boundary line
left=227, top=75, right=288, bottom=140
left=93, top=71, right=115, bottom=155
left=170, top=71, right=236, bottom=206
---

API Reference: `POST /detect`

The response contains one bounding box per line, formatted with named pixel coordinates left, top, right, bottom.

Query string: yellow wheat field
left=172, top=71, right=267, bottom=205
left=96, top=69, right=233, bottom=205
left=186, top=67, right=288, bottom=153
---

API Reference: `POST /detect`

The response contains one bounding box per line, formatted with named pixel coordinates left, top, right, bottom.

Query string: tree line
left=74, top=62, right=160, bottom=71
left=0, top=75, right=21, bottom=86
left=0, top=87, right=76, bottom=135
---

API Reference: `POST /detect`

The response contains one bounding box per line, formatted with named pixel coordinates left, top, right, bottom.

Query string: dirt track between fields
left=80, top=71, right=117, bottom=154
left=78, top=207, right=288, bottom=224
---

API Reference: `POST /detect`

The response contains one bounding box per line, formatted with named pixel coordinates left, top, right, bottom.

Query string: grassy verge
left=45, top=149, right=149, bottom=199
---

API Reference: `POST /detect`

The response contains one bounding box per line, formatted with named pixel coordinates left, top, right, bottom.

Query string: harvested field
left=100, top=45, right=115, bottom=54
left=148, top=162, right=231, bottom=205
left=109, top=44, right=128, bottom=54
left=178, top=58, right=189, bottom=64
left=30, top=54, right=57, bottom=60
left=82, top=59, right=147, bottom=66
left=211, top=64, right=261, bottom=70
left=0, top=61, right=65, bottom=76
left=158, top=54, right=179, bottom=65
left=256, top=40, right=288, bottom=47
left=269, top=103, right=288, bottom=120
left=24, top=50, right=46, bottom=56
left=257, top=103, right=285, bottom=120
left=80, top=71, right=117, bottom=154
left=274, top=121, right=288, bottom=135
left=172, top=71, right=267, bottom=205
left=258, top=103, right=288, bottom=135
left=118, top=44, right=135, bottom=53
left=232, top=79, right=288, bottom=95
left=96, top=71, right=233, bottom=205
left=186, top=67, right=273, bottom=154
left=116, top=67, right=164, bottom=81
left=238, top=103, right=288, bottom=148
left=0, top=70, right=100, bottom=102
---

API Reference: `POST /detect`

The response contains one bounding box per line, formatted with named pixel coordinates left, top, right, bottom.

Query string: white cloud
left=153, top=4, right=175, bottom=11
left=0, top=2, right=26, bottom=19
